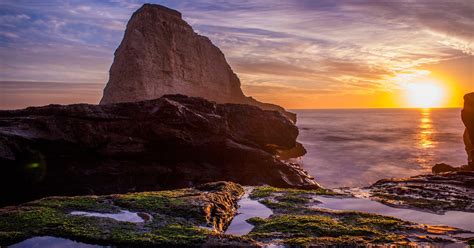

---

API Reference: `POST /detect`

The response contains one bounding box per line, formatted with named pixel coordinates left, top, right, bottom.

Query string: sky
left=0, top=0, right=473, bottom=109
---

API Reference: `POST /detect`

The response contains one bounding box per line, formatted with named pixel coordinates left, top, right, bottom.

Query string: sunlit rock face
left=462, top=92, right=474, bottom=165
left=100, top=4, right=296, bottom=122
left=0, top=95, right=318, bottom=206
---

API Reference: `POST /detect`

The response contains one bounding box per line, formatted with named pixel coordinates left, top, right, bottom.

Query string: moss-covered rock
left=245, top=186, right=468, bottom=247
left=0, top=181, right=250, bottom=247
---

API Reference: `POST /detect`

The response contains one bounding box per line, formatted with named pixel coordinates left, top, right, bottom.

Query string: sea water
left=294, top=108, right=466, bottom=188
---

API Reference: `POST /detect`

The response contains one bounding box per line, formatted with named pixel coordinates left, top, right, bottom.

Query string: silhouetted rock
left=100, top=3, right=296, bottom=122
left=0, top=95, right=318, bottom=206
left=463, top=92, right=474, bottom=166
left=432, top=163, right=474, bottom=173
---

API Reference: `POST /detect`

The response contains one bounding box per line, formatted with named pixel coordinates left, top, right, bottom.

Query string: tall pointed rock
left=100, top=4, right=295, bottom=122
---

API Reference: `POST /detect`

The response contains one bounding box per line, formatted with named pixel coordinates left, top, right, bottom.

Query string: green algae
left=1, top=183, right=468, bottom=247
left=249, top=185, right=336, bottom=199
left=0, top=182, right=244, bottom=247
left=244, top=186, right=414, bottom=246
left=29, top=196, right=119, bottom=213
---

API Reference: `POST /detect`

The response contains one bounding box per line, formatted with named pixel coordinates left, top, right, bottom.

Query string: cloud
left=0, top=0, right=472, bottom=108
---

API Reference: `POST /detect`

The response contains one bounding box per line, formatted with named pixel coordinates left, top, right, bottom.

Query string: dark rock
left=276, top=142, right=307, bottom=160
left=369, top=171, right=474, bottom=213
left=432, top=163, right=474, bottom=173
left=462, top=92, right=474, bottom=166
left=0, top=95, right=318, bottom=206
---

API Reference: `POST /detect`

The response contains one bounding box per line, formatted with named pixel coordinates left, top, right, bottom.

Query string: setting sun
left=406, top=82, right=445, bottom=108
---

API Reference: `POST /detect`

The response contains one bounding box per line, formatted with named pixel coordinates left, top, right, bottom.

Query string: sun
left=406, top=82, right=444, bottom=108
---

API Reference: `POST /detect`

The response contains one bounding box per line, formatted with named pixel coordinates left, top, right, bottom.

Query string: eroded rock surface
left=0, top=182, right=256, bottom=247
left=245, top=186, right=474, bottom=246
left=369, top=172, right=474, bottom=213
left=100, top=3, right=295, bottom=122
left=0, top=95, right=318, bottom=206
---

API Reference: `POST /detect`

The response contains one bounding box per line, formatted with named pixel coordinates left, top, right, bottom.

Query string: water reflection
left=416, top=108, right=436, bottom=167
left=419, top=109, right=434, bottom=148
left=295, top=109, right=465, bottom=188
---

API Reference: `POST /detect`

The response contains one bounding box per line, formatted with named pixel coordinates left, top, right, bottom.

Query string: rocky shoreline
left=2, top=184, right=473, bottom=247
left=0, top=182, right=253, bottom=247
left=368, top=171, right=474, bottom=214
left=1, top=2, right=473, bottom=247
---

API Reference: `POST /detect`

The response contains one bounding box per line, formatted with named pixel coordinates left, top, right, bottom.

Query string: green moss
left=0, top=207, right=65, bottom=231
left=248, top=214, right=378, bottom=239
left=29, top=196, right=118, bottom=213
left=353, top=216, right=405, bottom=230
left=112, top=190, right=207, bottom=223
left=0, top=203, right=211, bottom=247
left=0, top=182, right=244, bottom=247
left=149, top=224, right=210, bottom=244
left=284, top=236, right=367, bottom=246
left=275, top=194, right=311, bottom=204
left=244, top=187, right=412, bottom=246
left=113, top=190, right=186, bottom=211
left=250, top=186, right=336, bottom=199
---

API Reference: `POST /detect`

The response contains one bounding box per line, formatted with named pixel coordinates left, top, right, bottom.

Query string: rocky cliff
left=462, top=92, right=474, bottom=165
left=0, top=95, right=318, bottom=206
left=100, top=4, right=296, bottom=122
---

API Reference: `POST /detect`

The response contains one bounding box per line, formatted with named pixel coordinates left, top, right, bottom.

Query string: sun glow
left=405, top=82, right=445, bottom=108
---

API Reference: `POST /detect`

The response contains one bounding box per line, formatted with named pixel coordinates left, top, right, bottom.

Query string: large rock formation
left=462, top=92, right=474, bottom=166
left=0, top=95, right=318, bottom=206
left=100, top=4, right=296, bottom=122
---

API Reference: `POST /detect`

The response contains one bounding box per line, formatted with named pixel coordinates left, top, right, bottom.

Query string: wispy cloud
left=0, top=0, right=472, bottom=108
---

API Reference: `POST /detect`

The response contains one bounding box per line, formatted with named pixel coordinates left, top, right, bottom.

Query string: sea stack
left=100, top=4, right=295, bottom=122
left=462, top=92, right=474, bottom=166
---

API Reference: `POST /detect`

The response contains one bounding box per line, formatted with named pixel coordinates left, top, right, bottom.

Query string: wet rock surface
left=2, top=182, right=473, bottom=247
left=0, top=182, right=257, bottom=247
left=0, top=95, right=318, bottom=206
left=100, top=3, right=296, bottom=122
left=246, top=186, right=474, bottom=247
left=368, top=171, right=474, bottom=213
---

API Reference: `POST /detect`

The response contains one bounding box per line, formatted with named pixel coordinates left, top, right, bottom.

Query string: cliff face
left=100, top=4, right=296, bottom=122
left=0, top=95, right=318, bottom=206
left=462, top=92, right=474, bottom=165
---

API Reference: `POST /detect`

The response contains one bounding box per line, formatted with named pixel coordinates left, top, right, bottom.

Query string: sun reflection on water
left=419, top=108, right=434, bottom=149
left=416, top=108, right=436, bottom=168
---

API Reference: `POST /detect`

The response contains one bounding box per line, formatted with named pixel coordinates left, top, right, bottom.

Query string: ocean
left=294, top=108, right=466, bottom=188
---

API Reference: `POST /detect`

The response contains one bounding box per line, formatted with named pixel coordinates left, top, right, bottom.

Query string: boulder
left=100, top=4, right=296, bottom=122
left=0, top=95, right=318, bottom=206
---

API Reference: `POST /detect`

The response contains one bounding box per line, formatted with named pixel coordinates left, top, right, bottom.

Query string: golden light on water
left=416, top=108, right=435, bottom=167
left=419, top=109, right=434, bottom=149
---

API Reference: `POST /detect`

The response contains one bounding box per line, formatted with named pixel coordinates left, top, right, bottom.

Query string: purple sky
left=0, top=0, right=473, bottom=109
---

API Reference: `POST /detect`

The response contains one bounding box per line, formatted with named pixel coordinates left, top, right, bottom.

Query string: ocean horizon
left=294, top=108, right=466, bottom=188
